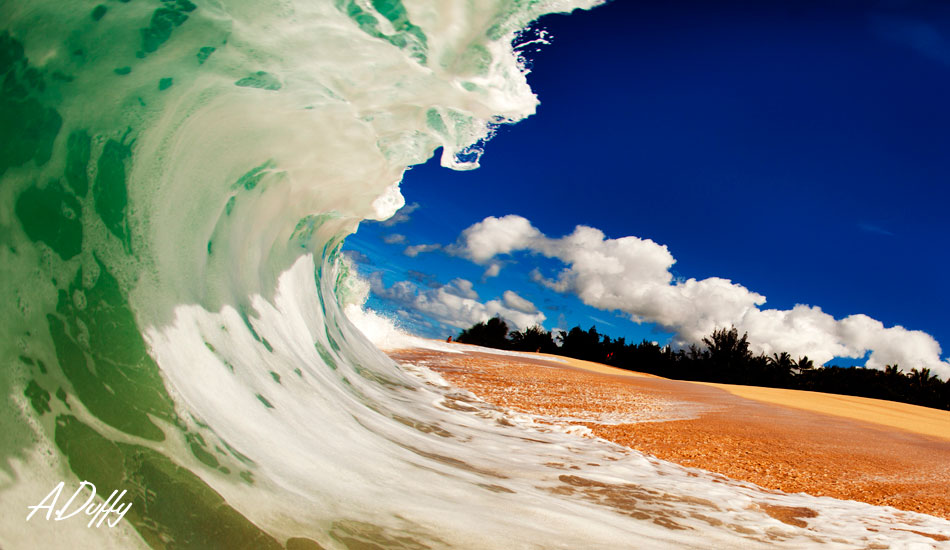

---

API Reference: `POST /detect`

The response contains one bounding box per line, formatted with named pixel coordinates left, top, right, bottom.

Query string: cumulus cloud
left=449, top=278, right=479, bottom=300
left=383, top=233, right=407, bottom=244
left=381, top=202, right=420, bottom=226
left=407, top=269, right=440, bottom=288
left=368, top=273, right=545, bottom=331
left=343, top=250, right=372, bottom=265
left=454, top=214, right=544, bottom=262
left=454, top=215, right=950, bottom=379
left=483, top=262, right=502, bottom=278
left=404, top=243, right=441, bottom=257
left=502, top=290, right=537, bottom=314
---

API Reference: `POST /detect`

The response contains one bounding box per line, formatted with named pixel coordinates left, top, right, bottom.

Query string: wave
left=2, top=0, right=948, bottom=548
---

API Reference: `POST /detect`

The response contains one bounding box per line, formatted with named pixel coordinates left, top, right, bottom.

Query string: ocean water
left=2, top=1, right=949, bottom=548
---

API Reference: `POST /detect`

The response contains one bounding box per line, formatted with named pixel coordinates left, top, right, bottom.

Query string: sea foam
left=2, top=0, right=949, bottom=547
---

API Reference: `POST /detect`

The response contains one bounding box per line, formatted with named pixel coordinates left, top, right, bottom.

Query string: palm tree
left=909, top=367, right=936, bottom=389
left=795, top=355, right=814, bottom=374
left=702, top=327, right=753, bottom=382
left=702, top=327, right=752, bottom=364
left=769, top=352, right=795, bottom=373
left=457, top=316, right=510, bottom=349
left=508, top=325, right=555, bottom=353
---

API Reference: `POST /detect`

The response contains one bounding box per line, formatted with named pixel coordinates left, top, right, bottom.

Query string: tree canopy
left=455, top=320, right=950, bottom=411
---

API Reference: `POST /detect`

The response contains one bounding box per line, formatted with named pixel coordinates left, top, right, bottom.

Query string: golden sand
left=389, top=347, right=950, bottom=520
left=696, top=382, right=950, bottom=441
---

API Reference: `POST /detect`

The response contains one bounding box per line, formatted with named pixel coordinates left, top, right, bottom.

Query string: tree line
left=456, top=318, right=950, bottom=411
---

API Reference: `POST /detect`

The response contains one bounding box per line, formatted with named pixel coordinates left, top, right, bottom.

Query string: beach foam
left=3, top=0, right=950, bottom=547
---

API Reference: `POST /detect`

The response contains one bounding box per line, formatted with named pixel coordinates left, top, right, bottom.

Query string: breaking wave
left=2, top=0, right=948, bottom=547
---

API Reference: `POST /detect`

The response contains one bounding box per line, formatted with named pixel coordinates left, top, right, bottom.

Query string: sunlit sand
left=696, top=382, right=950, bottom=442
left=390, top=344, right=950, bottom=526
left=551, top=352, right=950, bottom=442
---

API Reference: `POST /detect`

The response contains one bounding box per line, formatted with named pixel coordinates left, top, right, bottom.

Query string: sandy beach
left=389, top=346, right=950, bottom=530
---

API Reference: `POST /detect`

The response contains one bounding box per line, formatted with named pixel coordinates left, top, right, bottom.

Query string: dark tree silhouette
left=508, top=325, right=557, bottom=353
left=701, top=327, right=753, bottom=382
left=456, top=317, right=510, bottom=349
left=703, top=327, right=751, bottom=365
left=453, top=321, right=950, bottom=411
left=557, top=326, right=604, bottom=362
left=796, top=356, right=814, bottom=373
left=770, top=352, right=794, bottom=370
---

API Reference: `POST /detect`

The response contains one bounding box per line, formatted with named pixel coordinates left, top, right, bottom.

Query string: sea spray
left=2, top=0, right=950, bottom=548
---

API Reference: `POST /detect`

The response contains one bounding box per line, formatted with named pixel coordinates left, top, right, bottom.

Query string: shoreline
left=694, top=381, right=950, bottom=442
left=486, top=347, right=950, bottom=442
left=389, top=346, right=950, bottom=523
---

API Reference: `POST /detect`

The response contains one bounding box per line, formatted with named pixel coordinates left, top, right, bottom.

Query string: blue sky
left=344, top=0, right=950, bottom=376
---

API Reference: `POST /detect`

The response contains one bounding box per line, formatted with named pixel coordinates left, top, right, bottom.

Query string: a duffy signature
left=26, top=481, right=132, bottom=528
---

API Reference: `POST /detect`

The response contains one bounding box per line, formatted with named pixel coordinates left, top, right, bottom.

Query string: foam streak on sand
left=4, top=0, right=950, bottom=546
left=388, top=345, right=950, bottom=536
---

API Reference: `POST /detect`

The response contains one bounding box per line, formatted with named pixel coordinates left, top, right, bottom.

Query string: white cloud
left=380, top=202, right=420, bottom=226
left=502, top=290, right=537, bottom=314
left=448, top=278, right=479, bottom=300
left=454, top=215, right=544, bottom=262
left=483, top=263, right=502, bottom=278
left=383, top=233, right=407, bottom=244
left=343, top=250, right=371, bottom=265
left=454, top=215, right=950, bottom=379
left=369, top=273, right=545, bottom=331
left=404, top=243, right=441, bottom=257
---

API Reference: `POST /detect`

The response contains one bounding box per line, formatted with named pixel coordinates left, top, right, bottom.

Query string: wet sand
left=389, top=347, right=950, bottom=523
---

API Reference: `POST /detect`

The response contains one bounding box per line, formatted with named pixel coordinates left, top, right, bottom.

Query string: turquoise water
left=2, top=1, right=949, bottom=548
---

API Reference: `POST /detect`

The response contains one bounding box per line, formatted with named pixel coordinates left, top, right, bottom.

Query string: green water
left=1, top=6, right=298, bottom=547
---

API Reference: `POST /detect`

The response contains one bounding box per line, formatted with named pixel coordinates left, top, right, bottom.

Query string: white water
left=2, top=0, right=949, bottom=547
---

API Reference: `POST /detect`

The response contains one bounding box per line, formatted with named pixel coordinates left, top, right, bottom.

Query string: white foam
left=4, top=0, right=949, bottom=546
left=147, top=255, right=950, bottom=548
left=344, top=302, right=571, bottom=362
